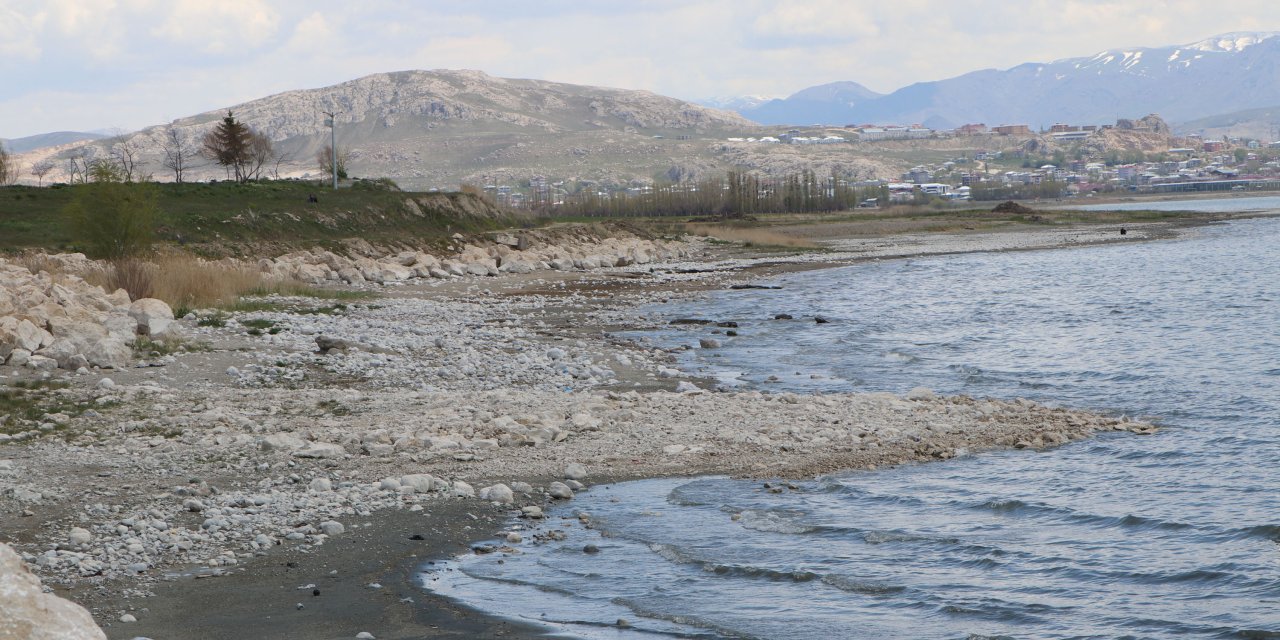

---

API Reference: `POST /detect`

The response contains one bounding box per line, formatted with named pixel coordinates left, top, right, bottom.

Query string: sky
left=2, top=0, right=1279, bottom=138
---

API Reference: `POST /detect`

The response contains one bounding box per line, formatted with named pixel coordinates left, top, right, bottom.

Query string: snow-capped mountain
left=725, top=32, right=1280, bottom=127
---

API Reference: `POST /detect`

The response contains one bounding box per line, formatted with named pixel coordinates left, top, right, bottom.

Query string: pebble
left=356, top=633, right=376, bottom=640
left=119, top=614, right=137, bottom=623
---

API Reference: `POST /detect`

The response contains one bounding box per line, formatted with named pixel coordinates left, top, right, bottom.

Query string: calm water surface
left=423, top=211, right=1280, bottom=639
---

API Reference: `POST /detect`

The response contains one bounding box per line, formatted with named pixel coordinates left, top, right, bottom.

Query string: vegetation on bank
left=0, top=179, right=523, bottom=256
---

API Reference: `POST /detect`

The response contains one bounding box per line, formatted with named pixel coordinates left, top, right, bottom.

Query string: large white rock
left=399, top=474, right=437, bottom=493
left=0, top=542, right=107, bottom=640
left=81, top=338, right=131, bottom=369
left=478, top=484, right=514, bottom=504
left=293, top=442, right=345, bottom=458
left=128, top=298, right=175, bottom=338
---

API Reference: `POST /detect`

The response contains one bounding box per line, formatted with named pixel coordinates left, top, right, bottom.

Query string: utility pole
left=322, top=111, right=338, bottom=190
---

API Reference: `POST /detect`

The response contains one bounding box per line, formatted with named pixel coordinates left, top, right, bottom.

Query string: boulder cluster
left=0, top=261, right=176, bottom=371
left=264, top=235, right=690, bottom=285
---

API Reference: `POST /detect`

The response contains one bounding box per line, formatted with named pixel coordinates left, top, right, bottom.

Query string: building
left=993, top=124, right=1032, bottom=136
left=956, top=123, right=988, bottom=135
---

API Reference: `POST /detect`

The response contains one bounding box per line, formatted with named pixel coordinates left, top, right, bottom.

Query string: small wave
left=649, top=543, right=819, bottom=583
left=736, top=509, right=821, bottom=535
left=977, top=498, right=1028, bottom=512
left=820, top=574, right=906, bottom=596
left=862, top=530, right=960, bottom=545
left=1234, top=524, right=1280, bottom=542
left=883, top=350, right=918, bottom=363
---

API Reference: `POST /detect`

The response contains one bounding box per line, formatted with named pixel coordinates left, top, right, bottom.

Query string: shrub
left=63, top=182, right=162, bottom=259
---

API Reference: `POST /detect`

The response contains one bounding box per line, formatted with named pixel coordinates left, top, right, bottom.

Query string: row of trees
left=546, top=170, right=889, bottom=218
left=4, top=112, right=308, bottom=187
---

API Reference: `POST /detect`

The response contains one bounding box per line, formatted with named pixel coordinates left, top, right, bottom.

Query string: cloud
left=153, top=0, right=281, bottom=54
left=0, top=6, right=43, bottom=62
left=4, top=0, right=1280, bottom=137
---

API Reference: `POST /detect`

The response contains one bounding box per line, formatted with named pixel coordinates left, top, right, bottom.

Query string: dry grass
left=75, top=253, right=278, bottom=311
left=685, top=224, right=819, bottom=248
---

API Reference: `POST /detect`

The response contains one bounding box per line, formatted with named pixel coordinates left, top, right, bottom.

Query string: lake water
left=422, top=207, right=1280, bottom=639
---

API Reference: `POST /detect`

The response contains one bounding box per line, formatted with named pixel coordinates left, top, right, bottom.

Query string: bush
left=63, top=182, right=162, bottom=259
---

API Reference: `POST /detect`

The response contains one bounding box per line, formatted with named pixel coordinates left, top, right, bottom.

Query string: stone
left=259, top=433, right=305, bottom=452
left=26, top=354, right=57, bottom=371
left=505, top=532, right=522, bottom=544
left=564, top=463, right=588, bottom=480
left=293, top=443, right=345, bottom=459
left=906, top=387, right=937, bottom=401
left=95, top=378, right=116, bottom=390
left=319, top=521, right=345, bottom=536
left=0, top=542, right=107, bottom=639
left=356, top=633, right=375, bottom=640
left=118, top=614, right=136, bottom=623
left=81, top=338, right=131, bottom=369
left=699, top=338, right=721, bottom=349
left=548, top=482, right=574, bottom=499
left=675, top=381, right=700, bottom=393
left=6, top=348, right=31, bottom=367
left=129, top=298, right=175, bottom=338
left=662, top=444, right=688, bottom=456
left=510, top=481, right=533, bottom=494
left=451, top=481, right=475, bottom=498
left=521, top=506, right=543, bottom=519
left=68, top=527, right=92, bottom=546
left=309, top=478, right=333, bottom=492
left=399, top=474, right=437, bottom=493
left=479, top=484, right=514, bottom=504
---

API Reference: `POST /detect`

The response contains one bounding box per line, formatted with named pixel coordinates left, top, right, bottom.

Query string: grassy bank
left=0, top=180, right=526, bottom=257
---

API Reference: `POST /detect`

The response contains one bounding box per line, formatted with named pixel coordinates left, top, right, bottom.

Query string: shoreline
left=0, top=214, right=1247, bottom=639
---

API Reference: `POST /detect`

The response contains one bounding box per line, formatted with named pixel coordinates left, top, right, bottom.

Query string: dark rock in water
left=583, top=544, right=600, bottom=554
left=992, top=200, right=1035, bottom=214
left=730, top=284, right=782, bottom=290
left=473, top=544, right=497, bottom=554
left=815, top=316, right=830, bottom=324
left=726, top=330, right=739, bottom=337
left=774, top=314, right=793, bottom=320
left=409, top=534, right=425, bottom=540
left=716, top=321, right=739, bottom=328
left=312, top=589, right=320, bottom=596
left=670, top=318, right=713, bottom=325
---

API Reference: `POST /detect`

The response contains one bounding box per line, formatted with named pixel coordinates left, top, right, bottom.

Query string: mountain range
left=717, top=32, right=1280, bottom=130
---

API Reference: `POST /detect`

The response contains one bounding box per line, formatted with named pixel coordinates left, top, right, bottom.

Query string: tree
left=63, top=181, right=162, bottom=259
left=160, top=125, right=197, bottom=183
left=316, top=144, right=350, bottom=179
left=88, top=158, right=127, bottom=183
left=0, top=142, right=15, bottom=185
left=109, top=135, right=143, bottom=182
left=30, top=159, right=54, bottom=186
left=202, top=111, right=275, bottom=182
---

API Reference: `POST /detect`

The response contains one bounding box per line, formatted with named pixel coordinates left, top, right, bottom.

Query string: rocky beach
left=0, top=218, right=1199, bottom=639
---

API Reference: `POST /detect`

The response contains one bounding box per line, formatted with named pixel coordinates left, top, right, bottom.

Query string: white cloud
left=0, top=6, right=43, bottom=62
left=153, top=0, right=281, bottom=54
left=4, top=0, right=1280, bottom=137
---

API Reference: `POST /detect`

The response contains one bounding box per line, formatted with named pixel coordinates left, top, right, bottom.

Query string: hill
left=1177, top=105, right=1280, bottom=141
left=1, top=131, right=106, bottom=153
left=716, top=32, right=1280, bottom=128
left=33, top=70, right=766, bottom=190
left=733, top=81, right=884, bottom=125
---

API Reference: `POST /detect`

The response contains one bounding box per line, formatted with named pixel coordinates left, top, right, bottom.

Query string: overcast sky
left=2, top=0, right=1278, bottom=138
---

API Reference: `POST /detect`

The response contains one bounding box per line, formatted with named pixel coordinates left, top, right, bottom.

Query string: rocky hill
left=718, top=32, right=1280, bottom=128
left=1176, top=104, right=1280, bottom=140
left=34, top=70, right=766, bottom=189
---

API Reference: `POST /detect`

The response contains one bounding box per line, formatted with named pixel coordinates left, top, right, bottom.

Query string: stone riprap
left=0, top=261, right=178, bottom=372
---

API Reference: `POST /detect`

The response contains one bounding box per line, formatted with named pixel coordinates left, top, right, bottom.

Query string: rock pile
left=0, top=261, right=176, bottom=371
left=265, top=235, right=690, bottom=285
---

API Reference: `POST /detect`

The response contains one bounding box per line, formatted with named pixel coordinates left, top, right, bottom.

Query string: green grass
left=0, top=181, right=524, bottom=256
left=0, top=379, right=82, bottom=436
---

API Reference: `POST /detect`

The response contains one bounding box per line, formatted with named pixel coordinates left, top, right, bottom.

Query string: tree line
left=543, top=170, right=889, bottom=218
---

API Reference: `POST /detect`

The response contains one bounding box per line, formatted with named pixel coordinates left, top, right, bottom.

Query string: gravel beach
left=1, top=217, right=1215, bottom=639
